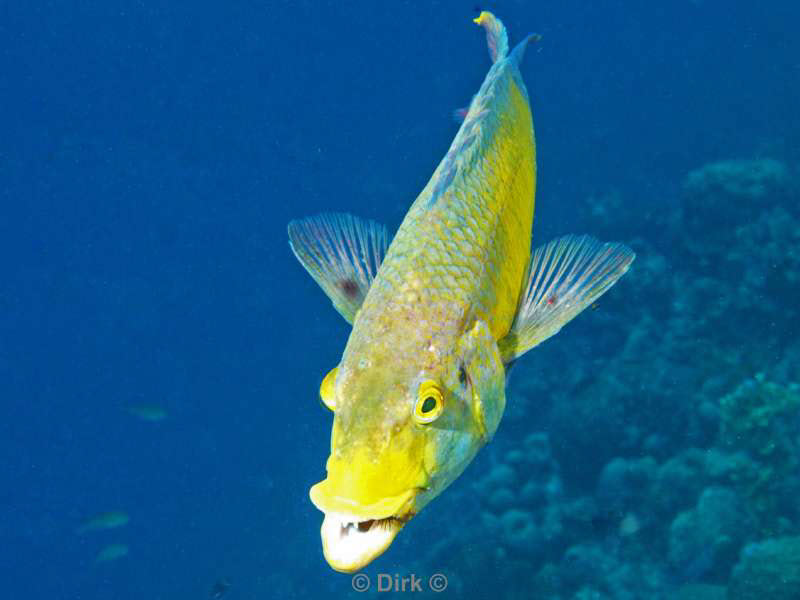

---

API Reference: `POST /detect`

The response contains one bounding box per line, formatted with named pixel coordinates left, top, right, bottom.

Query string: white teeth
left=321, top=513, right=403, bottom=573
left=339, top=519, right=373, bottom=536
left=338, top=519, right=363, bottom=538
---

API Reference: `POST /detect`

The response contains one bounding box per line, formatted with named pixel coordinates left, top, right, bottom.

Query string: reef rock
left=728, top=537, right=800, bottom=600
left=667, top=486, right=754, bottom=581
left=683, top=158, right=792, bottom=231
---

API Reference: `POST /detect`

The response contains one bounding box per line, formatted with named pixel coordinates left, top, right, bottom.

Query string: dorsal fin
left=288, top=213, right=388, bottom=324
left=473, top=11, right=508, bottom=63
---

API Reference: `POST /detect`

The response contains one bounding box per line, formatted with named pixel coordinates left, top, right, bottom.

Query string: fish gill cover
left=2, top=2, right=800, bottom=600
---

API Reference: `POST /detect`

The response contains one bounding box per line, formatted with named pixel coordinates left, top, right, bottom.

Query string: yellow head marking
left=319, top=366, right=338, bottom=411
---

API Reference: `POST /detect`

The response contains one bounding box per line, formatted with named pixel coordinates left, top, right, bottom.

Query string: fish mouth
left=310, top=482, right=419, bottom=572
left=320, top=512, right=408, bottom=573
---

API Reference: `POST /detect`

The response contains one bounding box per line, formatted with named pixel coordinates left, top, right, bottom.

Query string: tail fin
left=509, top=33, right=542, bottom=67
left=474, top=11, right=541, bottom=67
left=473, top=11, right=508, bottom=63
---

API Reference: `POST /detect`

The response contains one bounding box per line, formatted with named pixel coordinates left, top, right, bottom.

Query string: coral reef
left=683, top=159, right=792, bottom=229
left=667, top=486, right=753, bottom=581
left=728, top=537, right=800, bottom=600
left=718, top=375, right=800, bottom=534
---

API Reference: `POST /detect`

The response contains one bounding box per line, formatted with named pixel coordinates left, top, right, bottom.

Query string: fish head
left=310, top=319, right=505, bottom=572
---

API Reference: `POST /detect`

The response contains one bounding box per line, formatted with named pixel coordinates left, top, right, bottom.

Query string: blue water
left=3, top=2, right=799, bottom=599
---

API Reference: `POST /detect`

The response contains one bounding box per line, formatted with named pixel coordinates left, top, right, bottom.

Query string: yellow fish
left=289, top=12, right=634, bottom=573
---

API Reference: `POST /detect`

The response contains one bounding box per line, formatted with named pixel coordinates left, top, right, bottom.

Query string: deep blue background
left=1, top=1, right=798, bottom=598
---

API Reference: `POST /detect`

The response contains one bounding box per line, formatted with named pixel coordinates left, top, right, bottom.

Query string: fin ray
left=288, top=213, right=388, bottom=324
left=499, top=235, right=635, bottom=362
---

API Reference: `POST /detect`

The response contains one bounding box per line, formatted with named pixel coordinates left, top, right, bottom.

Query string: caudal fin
left=473, top=11, right=508, bottom=63
left=474, top=11, right=541, bottom=66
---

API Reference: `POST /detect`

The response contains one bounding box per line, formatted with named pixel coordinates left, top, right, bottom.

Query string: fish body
left=289, top=12, right=635, bottom=573
left=375, top=28, right=536, bottom=345
left=126, top=404, right=168, bottom=422
left=76, top=511, right=130, bottom=534
left=94, top=543, right=129, bottom=564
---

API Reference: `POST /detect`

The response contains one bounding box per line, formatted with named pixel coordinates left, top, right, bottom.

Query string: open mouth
left=320, top=513, right=406, bottom=573
left=310, top=478, right=420, bottom=572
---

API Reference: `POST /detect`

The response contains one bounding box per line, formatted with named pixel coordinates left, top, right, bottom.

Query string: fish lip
left=319, top=512, right=410, bottom=573
left=309, top=481, right=418, bottom=520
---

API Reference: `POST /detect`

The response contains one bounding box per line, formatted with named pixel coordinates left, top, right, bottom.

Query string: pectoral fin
left=288, top=213, right=388, bottom=324
left=499, top=235, right=635, bottom=363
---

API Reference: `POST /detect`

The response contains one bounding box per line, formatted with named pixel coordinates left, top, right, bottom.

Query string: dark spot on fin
left=287, top=213, right=389, bottom=324
left=338, top=278, right=360, bottom=299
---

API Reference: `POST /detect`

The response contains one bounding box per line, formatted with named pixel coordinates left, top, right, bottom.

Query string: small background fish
left=125, top=404, right=168, bottom=422
left=94, top=543, right=129, bottom=564
left=209, top=577, right=232, bottom=599
left=76, top=511, right=130, bottom=535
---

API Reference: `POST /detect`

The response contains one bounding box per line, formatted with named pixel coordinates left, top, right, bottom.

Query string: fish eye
left=414, top=380, right=444, bottom=424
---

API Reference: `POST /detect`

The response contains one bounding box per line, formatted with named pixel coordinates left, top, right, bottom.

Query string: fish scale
left=347, top=63, right=536, bottom=365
